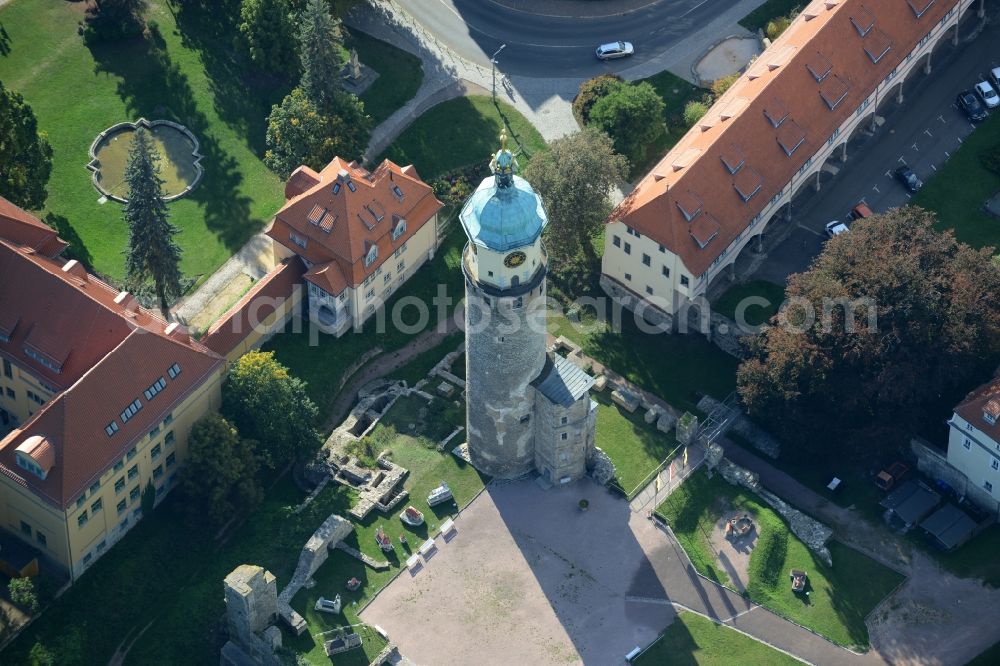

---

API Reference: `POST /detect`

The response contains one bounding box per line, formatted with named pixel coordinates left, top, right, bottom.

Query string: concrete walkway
left=172, top=232, right=274, bottom=332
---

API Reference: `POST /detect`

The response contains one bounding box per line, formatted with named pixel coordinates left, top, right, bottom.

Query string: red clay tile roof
left=267, top=157, right=443, bottom=291
left=0, top=195, right=68, bottom=257
left=608, top=0, right=960, bottom=278
left=0, top=226, right=224, bottom=509
left=0, top=330, right=223, bottom=509
left=955, top=375, right=1000, bottom=445
left=202, top=258, right=305, bottom=357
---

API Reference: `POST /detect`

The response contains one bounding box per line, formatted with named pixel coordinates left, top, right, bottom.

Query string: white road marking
left=931, top=164, right=938, bottom=171
left=872, top=185, right=881, bottom=194
left=911, top=142, right=919, bottom=151
left=945, top=150, right=951, bottom=157
left=898, top=155, right=906, bottom=164
left=959, top=136, right=964, bottom=143
left=681, top=0, right=712, bottom=18
left=938, top=115, right=947, bottom=124
left=924, top=128, right=933, bottom=137
left=906, top=193, right=912, bottom=199
left=885, top=170, right=894, bottom=177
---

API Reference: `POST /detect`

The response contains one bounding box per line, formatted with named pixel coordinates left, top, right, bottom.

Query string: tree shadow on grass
left=46, top=212, right=94, bottom=271
left=166, top=0, right=295, bottom=158
left=88, top=30, right=264, bottom=253
left=0, top=23, right=11, bottom=57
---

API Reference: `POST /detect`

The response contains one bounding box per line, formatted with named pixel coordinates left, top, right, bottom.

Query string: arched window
left=511, top=275, right=520, bottom=287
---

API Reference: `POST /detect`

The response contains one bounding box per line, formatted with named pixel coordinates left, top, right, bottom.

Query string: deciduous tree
left=239, top=0, right=300, bottom=77
left=83, top=0, right=147, bottom=43
left=524, top=127, right=627, bottom=268
left=264, top=86, right=369, bottom=178
left=222, top=350, right=321, bottom=465
left=588, top=81, right=666, bottom=169
left=0, top=81, right=53, bottom=210
left=738, top=207, right=1000, bottom=459
left=123, top=128, right=183, bottom=313
left=181, top=414, right=263, bottom=529
left=8, top=577, right=39, bottom=614
left=572, top=74, right=623, bottom=125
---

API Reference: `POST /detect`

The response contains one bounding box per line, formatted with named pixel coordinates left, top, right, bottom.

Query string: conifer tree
left=123, top=128, right=182, bottom=313
left=297, top=0, right=345, bottom=110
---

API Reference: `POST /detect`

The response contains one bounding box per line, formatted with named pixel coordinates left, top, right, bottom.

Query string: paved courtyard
left=362, top=477, right=866, bottom=666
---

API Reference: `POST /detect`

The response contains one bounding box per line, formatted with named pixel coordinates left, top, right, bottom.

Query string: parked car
left=894, top=165, right=923, bottom=192
left=875, top=462, right=909, bottom=491
left=974, top=80, right=1000, bottom=109
left=825, top=220, right=849, bottom=237
left=850, top=202, right=874, bottom=220
left=595, top=41, right=634, bottom=60
left=957, top=89, right=988, bottom=122
left=990, top=66, right=1000, bottom=91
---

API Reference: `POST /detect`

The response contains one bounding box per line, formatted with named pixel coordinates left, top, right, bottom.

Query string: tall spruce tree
left=297, top=0, right=345, bottom=110
left=123, top=128, right=182, bottom=313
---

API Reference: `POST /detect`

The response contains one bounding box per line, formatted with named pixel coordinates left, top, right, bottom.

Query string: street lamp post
left=491, top=44, right=507, bottom=103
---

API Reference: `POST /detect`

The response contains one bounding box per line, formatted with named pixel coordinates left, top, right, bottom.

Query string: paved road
left=395, top=0, right=748, bottom=77
left=751, top=10, right=995, bottom=284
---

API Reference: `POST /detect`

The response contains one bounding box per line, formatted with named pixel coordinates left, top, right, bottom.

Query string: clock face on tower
left=504, top=251, right=527, bottom=268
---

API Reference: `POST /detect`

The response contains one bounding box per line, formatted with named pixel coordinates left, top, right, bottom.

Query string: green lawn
left=0, top=0, right=288, bottom=282
left=263, top=227, right=466, bottom=417
left=739, top=0, right=805, bottom=33
left=594, top=392, right=679, bottom=495
left=632, top=70, right=706, bottom=178
left=657, top=471, right=905, bottom=650
left=912, top=112, right=1000, bottom=251
left=379, top=95, right=547, bottom=178
left=634, top=611, right=803, bottom=666
left=348, top=28, right=423, bottom=125
left=548, top=295, right=738, bottom=414
left=712, top=280, right=786, bottom=327
left=287, top=398, right=485, bottom=664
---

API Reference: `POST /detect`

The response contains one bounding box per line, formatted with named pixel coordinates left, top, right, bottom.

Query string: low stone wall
left=707, top=312, right=756, bottom=359
left=708, top=443, right=833, bottom=566
left=277, top=514, right=354, bottom=634
left=586, top=446, right=616, bottom=486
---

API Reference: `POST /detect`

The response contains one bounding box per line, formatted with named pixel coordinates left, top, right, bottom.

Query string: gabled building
left=267, top=157, right=444, bottom=335
left=601, top=0, right=975, bottom=328
left=944, top=375, right=1000, bottom=516
left=0, top=198, right=225, bottom=579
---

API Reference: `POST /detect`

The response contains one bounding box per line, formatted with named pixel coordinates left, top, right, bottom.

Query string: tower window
left=561, top=433, right=568, bottom=440
left=520, top=414, right=530, bottom=424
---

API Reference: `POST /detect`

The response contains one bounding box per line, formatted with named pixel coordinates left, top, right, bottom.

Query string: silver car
left=975, top=80, right=999, bottom=109
left=596, top=41, right=634, bottom=60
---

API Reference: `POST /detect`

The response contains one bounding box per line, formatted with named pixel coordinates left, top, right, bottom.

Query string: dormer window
left=347, top=181, right=357, bottom=193
left=985, top=399, right=1000, bottom=426
left=120, top=398, right=142, bottom=423
left=168, top=363, right=181, bottom=379
left=24, top=346, right=62, bottom=373
left=391, top=184, right=405, bottom=201
left=392, top=217, right=407, bottom=241
left=15, top=435, right=54, bottom=480
left=864, top=30, right=892, bottom=64
left=850, top=6, right=875, bottom=36
left=733, top=167, right=764, bottom=202
left=907, top=0, right=935, bottom=18
left=289, top=232, right=307, bottom=249
left=720, top=144, right=745, bottom=174
left=144, top=377, right=167, bottom=400
left=820, top=75, right=850, bottom=111
left=776, top=120, right=807, bottom=157
left=674, top=190, right=703, bottom=221
left=105, top=421, right=120, bottom=437
left=364, top=243, right=379, bottom=268
left=333, top=182, right=341, bottom=195
left=763, top=98, right=790, bottom=128
left=307, top=205, right=325, bottom=226
left=805, top=52, right=833, bottom=82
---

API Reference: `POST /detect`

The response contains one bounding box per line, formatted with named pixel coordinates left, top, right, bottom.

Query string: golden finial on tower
left=499, top=130, right=508, bottom=151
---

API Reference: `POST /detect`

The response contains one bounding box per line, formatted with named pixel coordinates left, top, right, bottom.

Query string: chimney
left=337, top=169, right=351, bottom=184
left=164, top=322, right=190, bottom=344
left=61, top=259, right=88, bottom=281
left=114, top=291, right=139, bottom=313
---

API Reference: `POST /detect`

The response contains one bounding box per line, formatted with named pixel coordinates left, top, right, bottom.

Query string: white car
left=975, top=80, right=999, bottom=109
left=825, top=220, right=849, bottom=237
left=596, top=41, right=634, bottom=60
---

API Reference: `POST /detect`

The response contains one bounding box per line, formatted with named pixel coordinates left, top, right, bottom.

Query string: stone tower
left=460, top=134, right=550, bottom=478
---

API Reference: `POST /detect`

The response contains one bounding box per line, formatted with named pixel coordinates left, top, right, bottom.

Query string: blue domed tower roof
left=459, top=133, right=548, bottom=253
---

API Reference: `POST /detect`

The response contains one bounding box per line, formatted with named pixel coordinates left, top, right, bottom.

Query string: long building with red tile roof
left=601, top=0, right=976, bottom=327
left=0, top=209, right=225, bottom=581
left=267, top=156, right=443, bottom=335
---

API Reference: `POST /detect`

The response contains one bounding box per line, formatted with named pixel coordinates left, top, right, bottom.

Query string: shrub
left=711, top=74, right=739, bottom=97
left=683, top=100, right=710, bottom=127
left=572, top=74, right=624, bottom=124
left=766, top=15, right=793, bottom=40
